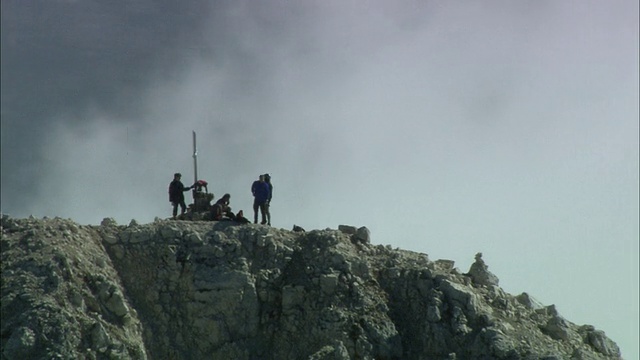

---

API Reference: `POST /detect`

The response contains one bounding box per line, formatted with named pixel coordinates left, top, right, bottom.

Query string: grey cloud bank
left=1, top=1, right=638, bottom=358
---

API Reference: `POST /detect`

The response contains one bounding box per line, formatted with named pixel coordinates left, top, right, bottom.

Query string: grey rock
left=541, top=315, right=572, bottom=341
left=309, top=340, right=350, bottom=360
left=588, top=330, right=621, bottom=357
left=101, top=217, right=118, bottom=226
left=435, top=259, right=455, bottom=270
left=105, top=290, right=129, bottom=317
left=91, top=322, right=111, bottom=353
left=516, top=292, right=545, bottom=310
left=0, top=217, right=622, bottom=360
left=320, top=273, right=339, bottom=295
left=3, top=327, right=36, bottom=359
left=101, top=232, right=119, bottom=244
left=467, top=252, right=500, bottom=287
left=337, top=225, right=357, bottom=235
left=355, top=226, right=371, bottom=244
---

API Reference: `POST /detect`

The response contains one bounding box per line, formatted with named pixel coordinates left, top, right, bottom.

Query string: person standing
left=169, top=173, right=192, bottom=219
left=251, top=174, right=270, bottom=225
left=264, top=173, right=273, bottom=226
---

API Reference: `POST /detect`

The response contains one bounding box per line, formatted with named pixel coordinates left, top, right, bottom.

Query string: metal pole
left=192, top=130, right=198, bottom=186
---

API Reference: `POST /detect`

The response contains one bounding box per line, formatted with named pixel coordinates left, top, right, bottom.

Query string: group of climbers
left=168, top=172, right=273, bottom=225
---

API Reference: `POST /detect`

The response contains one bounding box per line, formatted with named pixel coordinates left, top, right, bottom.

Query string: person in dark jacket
left=234, top=210, right=250, bottom=224
left=251, top=175, right=270, bottom=225
left=263, top=173, right=273, bottom=226
left=211, top=193, right=233, bottom=221
left=169, top=173, right=192, bottom=219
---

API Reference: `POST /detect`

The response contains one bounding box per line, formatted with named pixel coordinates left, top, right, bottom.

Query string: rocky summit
left=1, top=215, right=622, bottom=360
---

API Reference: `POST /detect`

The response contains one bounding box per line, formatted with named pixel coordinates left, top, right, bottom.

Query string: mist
left=1, top=1, right=638, bottom=358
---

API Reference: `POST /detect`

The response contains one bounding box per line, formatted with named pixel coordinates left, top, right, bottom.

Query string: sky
left=1, top=0, right=638, bottom=358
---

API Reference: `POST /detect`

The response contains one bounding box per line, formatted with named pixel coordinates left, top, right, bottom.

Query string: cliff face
left=1, top=216, right=622, bottom=360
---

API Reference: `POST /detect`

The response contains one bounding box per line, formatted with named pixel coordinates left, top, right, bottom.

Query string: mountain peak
left=1, top=215, right=621, bottom=359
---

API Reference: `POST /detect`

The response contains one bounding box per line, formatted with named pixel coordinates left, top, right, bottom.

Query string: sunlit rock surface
left=1, top=215, right=621, bottom=359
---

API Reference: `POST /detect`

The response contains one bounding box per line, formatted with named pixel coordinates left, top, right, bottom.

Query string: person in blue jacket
left=251, top=174, right=270, bottom=225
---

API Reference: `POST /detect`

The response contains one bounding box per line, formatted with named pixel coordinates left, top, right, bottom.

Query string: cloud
left=1, top=1, right=638, bottom=358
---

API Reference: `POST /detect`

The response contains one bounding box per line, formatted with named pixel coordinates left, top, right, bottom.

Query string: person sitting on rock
left=211, top=193, right=234, bottom=221
left=234, top=210, right=250, bottom=224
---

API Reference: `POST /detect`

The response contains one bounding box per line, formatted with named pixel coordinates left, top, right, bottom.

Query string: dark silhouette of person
left=264, top=173, right=273, bottom=226
left=211, top=193, right=233, bottom=220
left=169, top=173, right=192, bottom=219
left=251, top=175, right=270, bottom=224
left=235, top=210, right=250, bottom=224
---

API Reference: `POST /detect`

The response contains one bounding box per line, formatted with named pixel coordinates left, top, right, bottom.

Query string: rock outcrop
left=1, top=215, right=622, bottom=359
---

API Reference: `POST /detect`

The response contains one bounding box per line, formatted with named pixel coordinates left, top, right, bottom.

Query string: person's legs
left=172, top=202, right=178, bottom=218
left=211, top=204, right=221, bottom=220
left=253, top=199, right=259, bottom=224
left=259, top=203, right=267, bottom=224
left=179, top=200, right=187, bottom=215
left=265, top=203, right=271, bottom=226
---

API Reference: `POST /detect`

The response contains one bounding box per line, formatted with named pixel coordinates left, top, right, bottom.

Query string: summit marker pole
left=192, top=131, right=198, bottom=195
